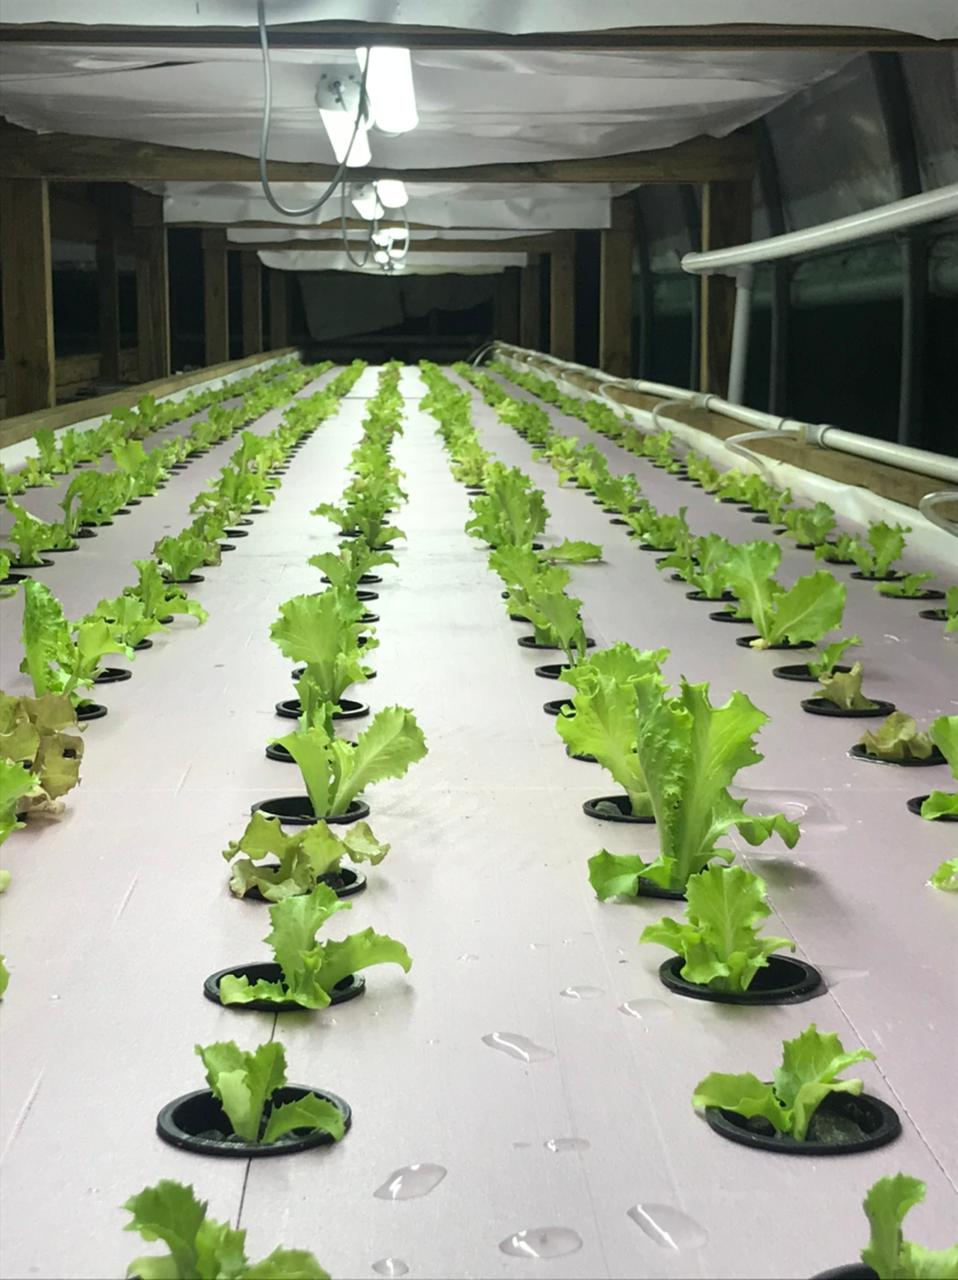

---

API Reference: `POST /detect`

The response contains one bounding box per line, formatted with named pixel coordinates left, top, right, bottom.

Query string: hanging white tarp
left=258, top=249, right=526, bottom=273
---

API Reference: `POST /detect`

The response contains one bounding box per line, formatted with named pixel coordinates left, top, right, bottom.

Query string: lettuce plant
left=5, top=500, right=70, bottom=565
left=692, top=1024, right=875, bottom=1142
left=61, top=471, right=126, bottom=528
left=219, top=883, right=411, bottom=1009
left=713, top=470, right=750, bottom=502
left=0, top=552, right=15, bottom=596
left=270, top=592, right=371, bottom=733
left=309, top=537, right=397, bottom=592
left=0, top=954, right=8, bottom=998
left=19, top=457, right=58, bottom=488
left=658, top=534, right=733, bottom=598
left=153, top=533, right=220, bottom=581
left=684, top=454, right=721, bottom=490
left=930, top=858, right=958, bottom=892
left=124, top=560, right=207, bottom=624
left=875, top=572, right=936, bottom=598
left=849, top=521, right=910, bottom=578
left=592, top=473, right=642, bottom=514
left=640, top=866, right=795, bottom=992
left=919, top=716, right=958, bottom=820
left=814, top=532, right=860, bottom=565
left=0, top=465, right=27, bottom=497
left=275, top=706, right=427, bottom=818
left=854, top=1174, right=958, bottom=1278
left=33, top=428, right=68, bottom=476
left=313, top=499, right=403, bottom=551
left=588, top=677, right=799, bottom=895
left=858, top=712, right=935, bottom=763
left=815, top=662, right=878, bottom=711
left=557, top=645, right=669, bottom=818
left=945, top=586, right=958, bottom=634
left=88, top=595, right=168, bottom=649
left=20, top=581, right=130, bottom=705
left=224, top=811, right=390, bottom=901
left=723, top=542, right=846, bottom=648
left=466, top=465, right=548, bottom=548
left=0, top=692, right=84, bottom=812
left=488, top=547, right=587, bottom=662
left=539, top=539, right=602, bottom=565
left=807, top=635, right=860, bottom=680
left=194, top=1039, right=345, bottom=1146
left=634, top=507, right=690, bottom=552
left=124, top=1179, right=329, bottom=1280
left=781, top=502, right=836, bottom=546
left=0, top=755, right=41, bottom=845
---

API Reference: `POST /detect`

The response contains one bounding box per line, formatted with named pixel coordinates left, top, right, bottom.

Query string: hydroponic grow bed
left=0, top=364, right=955, bottom=1280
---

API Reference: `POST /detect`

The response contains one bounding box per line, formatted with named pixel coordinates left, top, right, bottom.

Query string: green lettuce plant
left=815, top=662, right=878, bottom=711
left=684, top=453, right=721, bottom=490
left=587, top=676, right=799, bottom=896
left=854, top=1174, right=958, bottom=1279
left=658, top=534, right=733, bottom=598
left=312, top=499, right=403, bottom=551
left=858, top=712, right=936, bottom=763
left=814, top=531, right=860, bottom=565
left=539, top=539, right=602, bottom=564
left=88, top=595, right=168, bottom=649
left=807, top=636, right=861, bottom=680
left=270, top=592, right=371, bottom=734
left=5, top=499, right=72, bottom=564
left=930, top=858, right=958, bottom=892
left=849, top=521, right=910, bottom=579
left=640, top=865, right=794, bottom=993
left=1, top=756, right=41, bottom=847
left=33, top=428, right=68, bottom=476
left=723, top=542, right=846, bottom=648
left=466, top=464, right=548, bottom=548
left=20, top=581, right=130, bottom=705
left=945, top=586, right=958, bottom=633
left=0, top=691, right=84, bottom=812
left=61, top=471, right=127, bottom=529
left=875, top=572, right=936, bottom=599
left=154, top=533, right=220, bottom=581
left=124, top=560, right=208, bottom=625
left=0, top=551, right=16, bottom=596
left=224, top=811, right=390, bottom=901
left=309, top=537, right=398, bottom=592
left=692, top=1024, right=876, bottom=1142
left=275, top=706, right=427, bottom=818
left=194, top=1039, right=345, bottom=1146
left=488, top=546, right=587, bottom=662
left=781, top=502, right=836, bottom=546
left=919, top=716, right=958, bottom=820
left=19, top=457, right=58, bottom=488
left=634, top=507, right=690, bottom=552
left=592, top=473, right=642, bottom=514
left=218, top=883, right=411, bottom=1009
left=0, top=465, right=27, bottom=497
left=123, top=1179, right=329, bottom=1280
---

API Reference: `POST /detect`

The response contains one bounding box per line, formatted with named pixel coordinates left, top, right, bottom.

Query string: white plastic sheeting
left=228, top=227, right=553, bottom=243
left=260, top=249, right=524, bottom=275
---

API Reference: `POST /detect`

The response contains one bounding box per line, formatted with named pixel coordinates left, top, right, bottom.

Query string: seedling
left=781, top=502, right=836, bottom=546
left=635, top=507, right=690, bottom=552
left=275, top=706, right=427, bottom=818
left=640, top=866, right=795, bottom=992
left=587, top=676, right=799, bottom=895
left=194, top=1039, right=345, bottom=1145
left=0, top=465, right=26, bottom=497
left=592, top=473, right=642, bottom=514
left=919, top=715, right=958, bottom=819
left=723, top=542, right=846, bottom=648
left=123, top=1179, right=329, bottom=1279
left=945, top=586, right=958, bottom=633
left=270, top=591, right=372, bottom=733
left=0, top=551, right=16, bottom=596
left=309, top=537, right=398, bottom=592
left=224, top=811, right=390, bottom=901
left=124, top=560, right=208, bottom=624
left=875, top=572, right=936, bottom=598
left=61, top=471, right=127, bottom=529
left=684, top=454, right=721, bottom=490
left=692, top=1024, right=875, bottom=1141
left=849, top=521, right=910, bottom=578
left=858, top=712, right=936, bottom=763
left=816, top=662, right=878, bottom=711
left=153, top=532, right=220, bottom=581
left=658, top=534, right=734, bottom=598
left=807, top=636, right=860, bottom=680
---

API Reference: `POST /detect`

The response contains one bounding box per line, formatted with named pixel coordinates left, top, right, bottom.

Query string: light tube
left=375, top=178, right=408, bottom=209
left=356, top=47, right=419, bottom=134
left=351, top=183, right=385, bottom=220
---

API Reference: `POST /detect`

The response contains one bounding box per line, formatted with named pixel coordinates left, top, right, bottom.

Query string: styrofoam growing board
left=0, top=366, right=955, bottom=1280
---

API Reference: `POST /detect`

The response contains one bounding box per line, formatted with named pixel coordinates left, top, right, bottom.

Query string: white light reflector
left=375, top=178, right=408, bottom=209
left=356, top=47, right=419, bottom=134
left=319, top=107, right=371, bottom=167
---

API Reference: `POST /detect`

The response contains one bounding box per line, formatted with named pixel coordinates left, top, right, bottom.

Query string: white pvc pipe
left=682, top=183, right=958, bottom=274
left=727, top=265, right=754, bottom=405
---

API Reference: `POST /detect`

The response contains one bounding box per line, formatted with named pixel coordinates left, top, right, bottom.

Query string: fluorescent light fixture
left=355, top=47, right=419, bottom=134
left=375, top=178, right=408, bottom=209
left=351, top=183, right=385, bottom=220
left=316, top=71, right=371, bottom=167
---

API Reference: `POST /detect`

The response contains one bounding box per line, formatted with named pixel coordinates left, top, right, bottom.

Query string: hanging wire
left=340, top=180, right=376, bottom=268
left=256, top=0, right=369, bottom=218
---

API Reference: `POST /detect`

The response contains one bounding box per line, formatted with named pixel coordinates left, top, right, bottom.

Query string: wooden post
left=599, top=194, right=635, bottom=376
left=519, top=257, right=542, bottom=349
left=268, top=268, right=289, bottom=348
left=95, top=186, right=121, bottom=382
left=0, top=178, right=55, bottom=415
left=699, top=180, right=752, bottom=396
left=201, top=228, right=229, bottom=366
left=132, top=191, right=170, bottom=381
left=494, top=267, right=520, bottom=342
left=549, top=238, right=576, bottom=361
left=240, top=252, right=263, bottom=356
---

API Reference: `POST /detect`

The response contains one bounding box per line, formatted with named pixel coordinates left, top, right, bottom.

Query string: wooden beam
left=599, top=193, right=635, bottom=377
left=519, top=257, right=542, bottom=349
left=96, top=187, right=121, bottom=382
left=0, top=123, right=756, bottom=184
left=549, top=239, right=576, bottom=361
left=699, top=180, right=752, bottom=397
left=132, top=190, right=171, bottom=381
left=201, top=228, right=229, bottom=366
left=240, top=253, right=264, bottom=356
left=0, top=22, right=949, bottom=50
left=268, top=270, right=289, bottom=349
left=0, top=178, right=55, bottom=416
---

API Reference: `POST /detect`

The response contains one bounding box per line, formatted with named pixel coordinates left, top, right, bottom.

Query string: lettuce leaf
left=858, top=712, right=935, bottom=763
left=920, top=715, right=958, bottom=819
left=861, top=1174, right=958, bottom=1280
left=929, top=858, right=958, bottom=892
left=817, top=662, right=877, bottom=711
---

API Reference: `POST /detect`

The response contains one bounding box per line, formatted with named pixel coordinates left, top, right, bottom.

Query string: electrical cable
left=256, top=0, right=369, bottom=218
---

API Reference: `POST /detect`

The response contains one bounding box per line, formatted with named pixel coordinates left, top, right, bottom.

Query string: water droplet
left=372, top=1260, right=409, bottom=1278
left=482, top=1032, right=554, bottom=1062
left=545, top=1138, right=590, bottom=1154
left=373, top=1163, right=447, bottom=1202
left=821, top=966, right=869, bottom=986
left=559, top=985, right=603, bottom=1000
left=499, top=1228, right=583, bottom=1260
left=628, top=1203, right=708, bottom=1251
left=458, top=953, right=479, bottom=962
left=619, top=998, right=673, bottom=1021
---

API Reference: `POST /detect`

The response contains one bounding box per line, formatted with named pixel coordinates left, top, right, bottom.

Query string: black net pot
left=81, top=520, right=111, bottom=528
left=634, top=877, right=686, bottom=901
left=0, top=571, right=29, bottom=587
left=879, top=588, right=946, bottom=602
left=703, top=1091, right=900, bottom=1156
left=583, top=795, right=655, bottom=824
left=813, top=1268, right=876, bottom=1280
left=274, top=698, right=369, bottom=722
left=165, top=573, right=205, bottom=585
left=132, top=638, right=153, bottom=652
left=93, top=667, right=132, bottom=685
left=906, top=795, right=958, bottom=821
left=566, top=747, right=597, bottom=764
left=237, top=864, right=367, bottom=902
left=918, top=608, right=947, bottom=622
left=46, top=543, right=79, bottom=554
left=509, top=612, right=532, bottom=624
left=773, top=664, right=851, bottom=683
left=156, top=1085, right=351, bottom=1158
left=801, top=698, right=896, bottom=719
left=737, top=635, right=815, bottom=651
left=76, top=527, right=98, bottom=538
left=14, top=558, right=54, bottom=569
left=688, top=590, right=735, bottom=604
left=76, top=702, right=108, bottom=722
left=659, top=955, right=825, bottom=1005
left=203, top=962, right=365, bottom=1012
left=225, top=529, right=250, bottom=538
left=609, top=517, right=629, bottom=526
left=850, top=571, right=903, bottom=582
left=848, top=743, right=946, bottom=768
left=535, top=662, right=571, bottom=680
left=251, top=795, right=369, bottom=826
left=711, top=611, right=753, bottom=625
left=219, top=543, right=236, bottom=552
left=518, top=635, right=595, bottom=652
left=543, top=698, right=574, bottom=717
left=237, top=517, right=254, bottom=526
